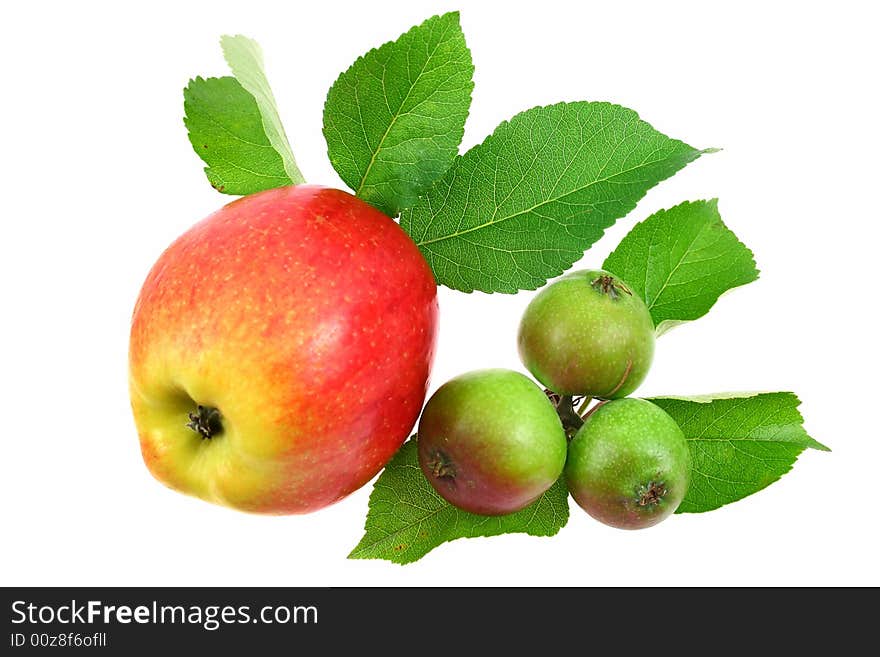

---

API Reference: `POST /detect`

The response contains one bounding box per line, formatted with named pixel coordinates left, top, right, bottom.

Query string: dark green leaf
left=184, top=35, right=304, bottom=194
left=400, top=102, right=708, bottom=293
left=604, top=199, right=759, bottom=334
left=649, top=393, right=828, bottom=514
left=324, top=12, right=473, bottom=217
left=183, top=76, right=293, bottom=194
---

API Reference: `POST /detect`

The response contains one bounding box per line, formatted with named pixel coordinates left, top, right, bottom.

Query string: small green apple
left=566, top=398, right=690, bottom=529
left=518, top=269, right=655, bottom=398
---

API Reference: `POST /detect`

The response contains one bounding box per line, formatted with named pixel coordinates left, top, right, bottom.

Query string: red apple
left=129, top=185, right=438, bottom=513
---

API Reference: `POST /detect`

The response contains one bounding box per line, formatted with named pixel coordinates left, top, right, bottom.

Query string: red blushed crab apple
left=417, top=369, right=567, bottom=515
left=129, top=185, right=438, bottom=513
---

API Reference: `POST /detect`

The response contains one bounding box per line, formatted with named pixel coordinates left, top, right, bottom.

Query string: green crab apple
left=566, top=398, right=690, bottom=529
left=518, top=269, right=655, bottom=398
left=129, top=185, right=438, bottom=514
left=417, top=369, right=567, bottom=515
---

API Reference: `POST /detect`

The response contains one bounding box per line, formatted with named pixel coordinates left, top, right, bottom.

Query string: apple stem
left=575, top=395, right=593, bottom=415
left=545, top=391, right=584, bottom=441
left=186, top=405, right=223, bottom=440
left=580, top=399, right=609, bottom=422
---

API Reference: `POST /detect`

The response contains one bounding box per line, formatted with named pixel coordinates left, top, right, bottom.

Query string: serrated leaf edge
left=648, top=392, right=828, bottom=514
left=648, top=391, right=828, bottom=451
left=183, top=75, right=293, bottom=194
left=322, top=11, right=473, bottom=217
left=402, top=101, right=710, bottom=294
left=349, top=441, right=570, bottom=565
left=605, top=198, right=760, bottom=334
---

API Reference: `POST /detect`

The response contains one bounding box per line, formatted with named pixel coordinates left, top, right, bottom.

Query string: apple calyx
left=590, top=274, right=632, bottom=301
left=637, top=480, right=668, bottom=508
left=426, top=449, right=456, bottom=480
left=186, top=405, right=223, bottom=440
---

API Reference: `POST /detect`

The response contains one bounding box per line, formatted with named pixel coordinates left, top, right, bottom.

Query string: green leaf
left=350, top=438, right=569, bottom=564
left=400, top=102, right=708, bottom=293
left=220, top=35, right=305, bottom=185
left=649, top=393, right=829, bottom=514
left=323, top=12, right=473, bottom=217
left=183, top=77, right=293, bottom=194
left=604, top=199, right=759, bottom=335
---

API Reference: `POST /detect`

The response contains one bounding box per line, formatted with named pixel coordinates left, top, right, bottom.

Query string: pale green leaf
left=221, top=34, right=305, bottom=185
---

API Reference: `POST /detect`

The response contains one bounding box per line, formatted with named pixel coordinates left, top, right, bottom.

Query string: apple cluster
left=129, top=189, right=688, bottom=530
left=417, top=269, right=691, bottom=530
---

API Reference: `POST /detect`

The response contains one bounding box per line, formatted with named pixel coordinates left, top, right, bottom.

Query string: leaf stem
left=575, top=395, right=593, bottom=416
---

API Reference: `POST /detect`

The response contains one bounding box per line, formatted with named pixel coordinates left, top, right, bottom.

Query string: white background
left=2, top=0, right=878, bottom=586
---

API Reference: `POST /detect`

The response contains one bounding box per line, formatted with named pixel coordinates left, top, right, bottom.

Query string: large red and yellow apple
left=128, top=185, right=437, bottom=513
